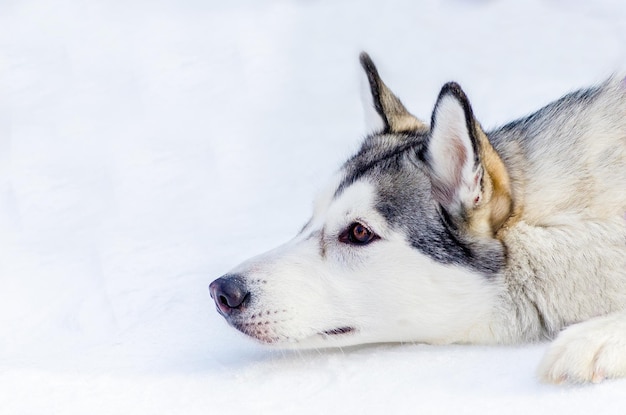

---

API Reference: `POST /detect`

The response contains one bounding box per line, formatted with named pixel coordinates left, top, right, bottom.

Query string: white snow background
left=2, top=0, right=626, bottom=413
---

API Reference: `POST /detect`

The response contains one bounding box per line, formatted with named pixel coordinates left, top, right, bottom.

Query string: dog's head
left=209, top=53, right=513, bottom=348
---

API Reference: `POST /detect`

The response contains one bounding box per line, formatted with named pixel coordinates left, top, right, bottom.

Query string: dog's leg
left=538, top=310, right=626, bottom=384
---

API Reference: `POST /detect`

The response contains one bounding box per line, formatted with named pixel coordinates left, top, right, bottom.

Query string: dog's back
left=491, top=78, right=626, bottom=225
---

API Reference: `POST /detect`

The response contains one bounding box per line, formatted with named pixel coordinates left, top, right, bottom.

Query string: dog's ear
left=359, top=52, right=426, bottom=133
left=425, top=82, right=513, bottom=237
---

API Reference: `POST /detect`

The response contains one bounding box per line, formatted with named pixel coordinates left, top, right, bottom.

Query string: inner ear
left=427, top=83, right=481, bottom=212
left=359, top=52, right=427, bottom=134
left=426, top=82, right=514, bottom=237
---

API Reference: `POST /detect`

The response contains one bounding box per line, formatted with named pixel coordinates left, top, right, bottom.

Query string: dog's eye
left=339, top=222, right=378, bottom=245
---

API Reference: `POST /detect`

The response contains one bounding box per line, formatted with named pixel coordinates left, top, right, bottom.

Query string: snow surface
left=2, top=0, right=626, bottom=413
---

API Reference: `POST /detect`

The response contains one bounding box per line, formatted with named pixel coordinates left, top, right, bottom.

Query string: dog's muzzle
left=209, top=274, right=250, bottom=318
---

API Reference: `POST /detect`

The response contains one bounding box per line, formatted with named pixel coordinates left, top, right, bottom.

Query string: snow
left=1, top=0, right=626, bottom=413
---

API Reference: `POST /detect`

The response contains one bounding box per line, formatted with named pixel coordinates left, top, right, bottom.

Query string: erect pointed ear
left=359, top=52, right=427, bottom=133
left=425, top=82, right=513, bottom=237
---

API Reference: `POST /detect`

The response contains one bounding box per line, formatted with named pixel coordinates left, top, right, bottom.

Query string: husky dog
left=209, top=53, right=626, bottom=384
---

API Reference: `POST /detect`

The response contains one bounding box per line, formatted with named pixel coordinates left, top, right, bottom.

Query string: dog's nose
left=209, top=275, right=250, bottom=317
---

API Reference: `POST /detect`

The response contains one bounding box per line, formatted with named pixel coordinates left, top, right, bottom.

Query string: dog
left=209, top=53, right=626, bottom=384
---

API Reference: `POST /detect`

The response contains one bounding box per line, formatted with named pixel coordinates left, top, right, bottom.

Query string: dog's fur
left=210, top=53, right=626, bottom=384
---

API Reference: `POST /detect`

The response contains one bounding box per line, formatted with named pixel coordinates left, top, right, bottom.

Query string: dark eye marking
left=338, top=222, right=379, bottom=246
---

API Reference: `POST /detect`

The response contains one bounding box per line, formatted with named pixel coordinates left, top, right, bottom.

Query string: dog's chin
left=231, top=320, right=358, bottom=348
left=280, top=327, right=360, bottom=349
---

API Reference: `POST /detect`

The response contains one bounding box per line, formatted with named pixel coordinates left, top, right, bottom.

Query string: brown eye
left=339, top=222, right=378, bottom=245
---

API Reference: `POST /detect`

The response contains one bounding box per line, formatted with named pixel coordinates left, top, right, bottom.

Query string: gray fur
left=348, top=74, right=626, bottom=343
left=339, top=133, right=506, bottom=275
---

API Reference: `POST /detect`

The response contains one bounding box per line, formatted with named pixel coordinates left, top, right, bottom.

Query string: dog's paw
left=538, top=312, right=626, bottom=384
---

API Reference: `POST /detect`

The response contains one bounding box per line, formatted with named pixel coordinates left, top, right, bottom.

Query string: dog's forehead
left=336, top=132, right=427, bottom=196
left=326, top=179, right=378, bottom=219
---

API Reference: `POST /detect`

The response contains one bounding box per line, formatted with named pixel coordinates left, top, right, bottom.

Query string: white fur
left=538, top=311, right=626, bottom=383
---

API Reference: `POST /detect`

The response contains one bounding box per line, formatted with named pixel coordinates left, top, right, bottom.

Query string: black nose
left=209, top=275, right=250, bottom=317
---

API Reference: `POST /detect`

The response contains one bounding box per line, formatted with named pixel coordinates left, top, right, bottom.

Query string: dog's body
left=210, top=54, right=626, bottom=384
